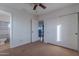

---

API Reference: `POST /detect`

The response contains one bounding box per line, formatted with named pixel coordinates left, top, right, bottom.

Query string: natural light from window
left=57, top=24, right=61, bottom=42
left=8, top=23, right=10, bottom=28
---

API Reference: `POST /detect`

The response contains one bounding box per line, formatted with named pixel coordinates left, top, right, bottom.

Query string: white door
left=32, top=19, right=39, bottom=42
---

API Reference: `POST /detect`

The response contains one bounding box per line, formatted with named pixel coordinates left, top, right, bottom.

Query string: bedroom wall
left=0, top=5, right=34, bottom=48
left=12, top=10, right=32, bottom=47
left=39, top=4, right=79, bottom=50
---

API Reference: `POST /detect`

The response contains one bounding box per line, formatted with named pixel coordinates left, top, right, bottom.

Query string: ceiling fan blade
left=33, top=4, right=38, bottom=10
left=39, top=4, right=46, bottom=9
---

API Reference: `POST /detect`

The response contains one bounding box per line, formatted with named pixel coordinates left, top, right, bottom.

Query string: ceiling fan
left=33, top=3, right=46, bottom=10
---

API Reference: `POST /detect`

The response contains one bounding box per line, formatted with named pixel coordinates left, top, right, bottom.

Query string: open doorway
left=38, top=21, right=44, bottom=42
left=0, top=10, right=11, bottom=52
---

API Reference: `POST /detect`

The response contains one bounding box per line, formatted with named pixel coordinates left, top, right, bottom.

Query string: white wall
left=44, top=13, right=78, bottom=50
left=39, top=4, right=79, bottom=50
left=58, top=14, right=78, bottom=50
left=0, top=5, right=33, bottom=48
left=12, top=10, right=32, bottom=47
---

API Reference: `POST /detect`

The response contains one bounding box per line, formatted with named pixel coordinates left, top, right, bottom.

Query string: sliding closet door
left=44, top=13, right=78, bottom=50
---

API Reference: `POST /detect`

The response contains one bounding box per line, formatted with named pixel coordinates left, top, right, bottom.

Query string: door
left=31, top=19, right=39, bottom=42
left=38, top=21, right=44, bottom=42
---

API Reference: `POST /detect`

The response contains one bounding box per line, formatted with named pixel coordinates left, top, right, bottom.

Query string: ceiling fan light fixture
left=39, top=4, right=46, bottom=9
left=33, top=4, right=38, bottom=10
left=33, top=3, right=46, bottom=10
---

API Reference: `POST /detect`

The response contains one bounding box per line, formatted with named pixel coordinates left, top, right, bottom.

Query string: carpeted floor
left=0, top=41, right=79, bottom=56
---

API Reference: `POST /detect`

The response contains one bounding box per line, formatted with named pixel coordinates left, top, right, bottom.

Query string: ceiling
left=25, top=3, right=75, bottom=15
left=0, top=3, right=76, bottom=15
